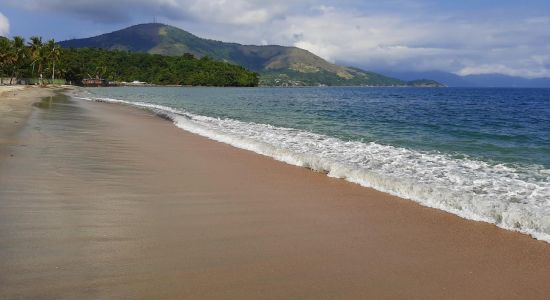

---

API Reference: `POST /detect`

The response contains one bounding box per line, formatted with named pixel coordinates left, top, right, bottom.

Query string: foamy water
left=75, top=93, right=550, bottom=243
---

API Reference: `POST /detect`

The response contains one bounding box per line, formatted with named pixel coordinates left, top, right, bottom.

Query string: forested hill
left=61, top=48, right=259, bottom=86
left=60, top=23, right=444, bottom=87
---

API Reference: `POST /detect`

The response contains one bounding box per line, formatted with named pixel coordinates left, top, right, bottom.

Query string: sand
left=1, top=90, right=550, bottom=299
left=0, top=86, right=57, bottom=158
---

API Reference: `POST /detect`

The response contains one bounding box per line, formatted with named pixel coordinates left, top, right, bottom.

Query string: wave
left=76, top=94, right=550, bottom=242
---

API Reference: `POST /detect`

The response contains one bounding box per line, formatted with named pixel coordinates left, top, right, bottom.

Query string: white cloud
left=184, top=1, right=287, bottom=25
left=5, top=0, right=550, bottom=78
left=249, top=8, right=550, bottom=78
left=0, top=12, right=9, bottom=36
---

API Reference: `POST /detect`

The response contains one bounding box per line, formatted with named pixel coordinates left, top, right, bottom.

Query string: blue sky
left=2, top=0, right=550, bottom=78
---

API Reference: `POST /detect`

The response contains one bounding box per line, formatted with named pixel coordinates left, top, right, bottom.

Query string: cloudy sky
left=2, top=0, right=550, bottom=78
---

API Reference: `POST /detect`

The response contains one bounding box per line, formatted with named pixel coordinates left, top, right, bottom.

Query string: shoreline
left=1, top=88, right=550, bottom=298
left=78, top=89, right=550, bottom=243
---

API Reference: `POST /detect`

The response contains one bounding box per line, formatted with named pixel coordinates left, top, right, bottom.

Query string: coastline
left=1, top=88, right=550, bottom=299
left=80, top=87, right=550, bottom=243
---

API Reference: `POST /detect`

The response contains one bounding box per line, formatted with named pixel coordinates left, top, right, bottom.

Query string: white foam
left=76, top=94, right=550, bottom=242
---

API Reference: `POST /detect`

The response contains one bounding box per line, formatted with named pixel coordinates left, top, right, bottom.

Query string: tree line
left=62, top=48, right=259, bottom=87
left=0, top=36, right=61, bottom=85
left=0, top=36, right=259, bottom=87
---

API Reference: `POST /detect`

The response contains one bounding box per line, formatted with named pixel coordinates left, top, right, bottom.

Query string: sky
left=1, top=0, right=550, bottom=78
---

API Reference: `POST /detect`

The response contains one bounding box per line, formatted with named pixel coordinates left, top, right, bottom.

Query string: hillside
left=60, top=23, right=443, bottom=87
left=379, top=70, right=550, bottom=88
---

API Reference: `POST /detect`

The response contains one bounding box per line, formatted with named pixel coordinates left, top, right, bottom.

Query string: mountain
left=59, top=23, right=443, bottom=87
left=379, top=70, right=550, bottom=88
left=377, top=71, right=472, bottom=87
left=460, top=74, right=550, bottom=88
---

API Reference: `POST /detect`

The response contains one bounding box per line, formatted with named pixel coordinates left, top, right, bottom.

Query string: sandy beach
left=1, top=88, right=550, bottom=299
left=0, top=86, right=51, bottom=156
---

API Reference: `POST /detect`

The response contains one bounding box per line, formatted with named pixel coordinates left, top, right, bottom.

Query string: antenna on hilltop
left=153, top=16, right=157, bottom=23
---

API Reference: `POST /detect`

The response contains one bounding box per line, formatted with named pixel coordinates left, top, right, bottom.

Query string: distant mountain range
left=378, top=70, right=550, bottom=88
left=59, top=23, right=443, bottom=87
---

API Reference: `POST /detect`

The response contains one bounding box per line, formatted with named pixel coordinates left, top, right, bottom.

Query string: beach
left=1, top=88, right=550, bottom=299
left=0, top=86, right=50, bottom=156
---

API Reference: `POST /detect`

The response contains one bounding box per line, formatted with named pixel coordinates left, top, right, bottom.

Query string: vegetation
left=0, top=36, right=62, bottom=85
left=405, top=79, right=446, bottom=87
left=0, top=35, right=259, bottom=87
left=59, top=23, right=443, bottom=87
left=260, top=69, right=406, bottom=87
left=61, top=48, right=258, bottom=86
left=1, top=28, right=438, bottom=87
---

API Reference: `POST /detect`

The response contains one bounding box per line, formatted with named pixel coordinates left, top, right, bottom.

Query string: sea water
left=77, top=87, right=550, bottom=242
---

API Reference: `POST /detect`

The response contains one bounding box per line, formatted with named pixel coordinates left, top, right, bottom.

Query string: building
left=82, top=78, right=108, bottom=87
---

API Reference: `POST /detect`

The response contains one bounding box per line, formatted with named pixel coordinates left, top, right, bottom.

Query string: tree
left=28, top=36, right=43, bottom=80
left=0, top=38, right=13, bottom=84
left=182, top=53, right=195, bottom=60
left=10, top=36, right=28, bottom=84
left=46, top=39, right=61, bottom=83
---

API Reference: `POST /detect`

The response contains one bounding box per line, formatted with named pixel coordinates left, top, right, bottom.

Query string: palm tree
left=10, top=36, right=27, bottom=84
left=28, top=36, right=43, bottom=82
left=46, top=39, right=61, bottom=83
left=38, top=45, right=49, bottom=85
left=0, top=38, right=12, bottom=85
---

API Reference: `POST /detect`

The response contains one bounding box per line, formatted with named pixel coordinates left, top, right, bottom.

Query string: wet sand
left=1, top=91, right=550, bottom=299
left=0, top=86, right=55, bottom=158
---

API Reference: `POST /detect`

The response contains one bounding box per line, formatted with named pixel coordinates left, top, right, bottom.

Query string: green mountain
left=60, top=23, right=443, bottom=87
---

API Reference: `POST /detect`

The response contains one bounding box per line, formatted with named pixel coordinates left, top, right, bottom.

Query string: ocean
left=77, top=87, right=550, bottom=241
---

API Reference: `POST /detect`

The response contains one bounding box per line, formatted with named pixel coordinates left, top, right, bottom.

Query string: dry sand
left=1, top=90, right=550, bottom=299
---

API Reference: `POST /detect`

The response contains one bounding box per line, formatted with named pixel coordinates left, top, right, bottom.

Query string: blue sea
left=78, top=87, right=550, bottom=241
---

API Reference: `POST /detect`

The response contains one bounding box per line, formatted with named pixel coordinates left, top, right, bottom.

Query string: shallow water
left=79, top=87, right=550, bottom=241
